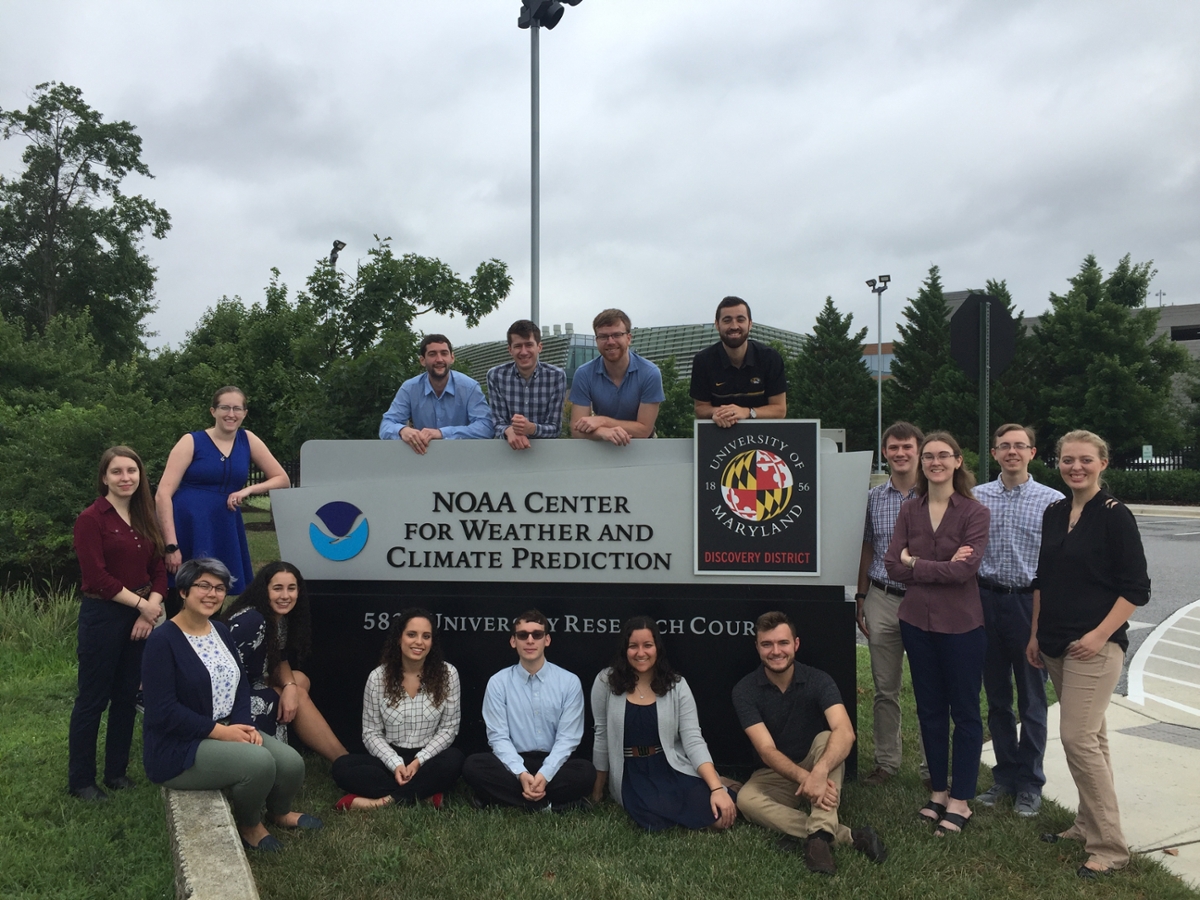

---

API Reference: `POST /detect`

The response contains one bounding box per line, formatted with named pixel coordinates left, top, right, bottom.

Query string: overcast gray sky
left=2, top=0, right=1197, bottom=351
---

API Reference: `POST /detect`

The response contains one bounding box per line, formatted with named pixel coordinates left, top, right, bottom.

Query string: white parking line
left=1128, top=598, right=1200, bottom=706
left=1144, top=672, right=1200, bottom=690
left=1159, top=638, right=1200, bottom=651
left=1141, top=694, right=1200, bottom=719
left=1149, top=653, right=1200, bottom=670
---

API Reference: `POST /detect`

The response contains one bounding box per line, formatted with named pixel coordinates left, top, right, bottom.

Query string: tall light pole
left=866, top=275, right=891, bottom=474
left=518, top=0, right=582, bottom=326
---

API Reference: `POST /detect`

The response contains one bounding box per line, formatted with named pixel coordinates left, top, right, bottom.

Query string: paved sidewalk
left=983, top=596, right=1200, bottom=888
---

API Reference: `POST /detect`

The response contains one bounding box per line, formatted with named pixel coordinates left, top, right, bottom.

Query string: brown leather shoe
left=861, top=766, right=892, bottom=786
left=804, top=835, right=837, bottom=875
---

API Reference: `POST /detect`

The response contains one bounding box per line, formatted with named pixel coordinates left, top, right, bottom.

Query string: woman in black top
left=1026, top=430, right=1150, bottom=878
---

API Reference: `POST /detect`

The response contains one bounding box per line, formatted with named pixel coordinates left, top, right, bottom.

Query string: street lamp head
left=866, top=279, right=877, bottom=289
left=879, top=274, right=891, bottom=284
left=518, top=0, right=566, bottom=28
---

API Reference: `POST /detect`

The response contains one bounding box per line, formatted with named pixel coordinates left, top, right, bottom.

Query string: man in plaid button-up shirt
left=486, top=320, right=566, bottom=450
left=974, top=424, right=1063, bottom=819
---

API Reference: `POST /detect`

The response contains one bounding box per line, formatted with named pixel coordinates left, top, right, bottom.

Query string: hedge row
left=1028, top=459, right=1200, bottom=505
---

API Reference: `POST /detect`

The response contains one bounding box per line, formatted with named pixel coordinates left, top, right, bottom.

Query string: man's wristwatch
left=748, top=407, right=757, bottom=419
left=164, top=544, right=179, bottom=554
left=854, top=592, right=867, bottom=601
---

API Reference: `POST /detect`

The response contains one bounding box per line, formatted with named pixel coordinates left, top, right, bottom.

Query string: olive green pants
left=162, top=733, right=304, bottom=826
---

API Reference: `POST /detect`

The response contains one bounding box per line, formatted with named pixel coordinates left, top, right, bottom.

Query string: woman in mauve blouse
left=885, top=431, right=990, bottom=837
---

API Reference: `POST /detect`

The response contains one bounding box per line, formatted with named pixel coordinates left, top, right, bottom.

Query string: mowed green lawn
left=0, top=514, right=1195, bottom=899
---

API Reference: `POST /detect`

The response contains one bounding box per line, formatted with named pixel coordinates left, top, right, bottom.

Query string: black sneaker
left=104, top=775, right=137, bottom=791
left=70, top=784, right=109, bottom=802
left=852, top=825, right=888, bottom=863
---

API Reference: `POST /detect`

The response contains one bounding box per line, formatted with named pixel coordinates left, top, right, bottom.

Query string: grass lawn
left=1, top=571, right=1195, bottom=898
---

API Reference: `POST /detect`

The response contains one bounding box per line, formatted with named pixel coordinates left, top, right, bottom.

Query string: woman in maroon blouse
left=68, top=446, right=167, bottom=801
left=885, top=431, right=990, bottom=836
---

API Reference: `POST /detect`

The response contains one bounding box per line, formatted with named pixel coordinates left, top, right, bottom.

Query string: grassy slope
left=0, top=524, right=1195, bottom=899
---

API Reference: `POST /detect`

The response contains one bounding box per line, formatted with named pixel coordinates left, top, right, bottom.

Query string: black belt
left=623, top=745, right=662, bottom=758
left=978, top=578, right=1032, bottom=594
left=870, top=578, right=906, bottom=598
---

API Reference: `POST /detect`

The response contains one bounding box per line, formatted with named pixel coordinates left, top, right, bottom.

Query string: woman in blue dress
left=591, top=616, right=738, bottom=831
left=223, top=561, right=348, bottom=763
left=156, top=386, right=289, bottom=598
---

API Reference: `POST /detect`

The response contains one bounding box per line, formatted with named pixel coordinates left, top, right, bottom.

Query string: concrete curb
left=163, top=788, right=259, bottom=900
left=1128, top=504, right=1200, bottom=519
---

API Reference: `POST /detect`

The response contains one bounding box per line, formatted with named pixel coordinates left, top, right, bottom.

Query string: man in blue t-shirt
left=568, top=308, right=664, bottom=446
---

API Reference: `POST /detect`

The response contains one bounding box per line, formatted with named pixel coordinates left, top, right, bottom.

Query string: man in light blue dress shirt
left=569, top=309, right=664, bottom=446
left=378, top=334, right=493, bottom=452
left=462, top=610, right=596, bottom=810
left=974, top=423, right=1064, bottom=818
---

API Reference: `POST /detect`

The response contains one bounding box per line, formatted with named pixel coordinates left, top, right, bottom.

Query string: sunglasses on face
left=515, top=630, right=546, bottom=641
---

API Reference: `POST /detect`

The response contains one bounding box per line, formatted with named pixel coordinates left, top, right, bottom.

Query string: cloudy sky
left=2, top=1, right=1197, bottom=351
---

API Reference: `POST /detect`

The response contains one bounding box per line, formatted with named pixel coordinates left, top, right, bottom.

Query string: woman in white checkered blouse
left=331, top=609, right=464, bottom=809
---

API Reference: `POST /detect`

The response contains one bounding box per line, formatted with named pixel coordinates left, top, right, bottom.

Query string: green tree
left=788, top=297, right=876, bottom=452
left=653, top=356, right=694, bottom=438
left=146, top=237, right=512, bottom=458
left=884, top=265, right=977, bottom=441
left=1032, top=254, right=1189, bottom=454
left=0, top=83, right=170, bottom=361
left=0, top=311, right=187, bottom=579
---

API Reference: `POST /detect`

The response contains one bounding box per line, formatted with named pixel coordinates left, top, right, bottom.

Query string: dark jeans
left=980, top=587, right=1048, bottom=794
left=332, top=747, right=465, bottom=801
left=901, top=622, right=986, bottom=802
left=462, top=751, right=596, bottom=810
left=67, top=598, right=144, bottom=791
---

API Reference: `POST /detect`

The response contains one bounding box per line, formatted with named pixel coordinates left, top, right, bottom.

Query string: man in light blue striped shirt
left=974, top=424, right=1064, bottom=818
left=462, top=610, right=596, bottom=810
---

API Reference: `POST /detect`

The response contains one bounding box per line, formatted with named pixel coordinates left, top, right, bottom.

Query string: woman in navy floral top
left=224, top=561, right=348, bottom=762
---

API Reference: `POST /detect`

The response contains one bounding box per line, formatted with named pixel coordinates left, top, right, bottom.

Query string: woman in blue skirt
left=591, top=616, right=738, bottom=830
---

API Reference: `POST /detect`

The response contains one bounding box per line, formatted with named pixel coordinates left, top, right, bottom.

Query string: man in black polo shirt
left=690, top=296, right=787, bottom=427
left=733, top=611, right=887, bottom=876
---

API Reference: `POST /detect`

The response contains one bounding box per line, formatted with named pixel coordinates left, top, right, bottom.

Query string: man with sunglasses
left=462, top=611, right=596, bottom=810
left=569, top=309, right=664, bottom=445
left=974, top=424, right=1063, bottom=818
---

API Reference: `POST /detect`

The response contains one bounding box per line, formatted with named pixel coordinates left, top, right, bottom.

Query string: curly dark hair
left=606, top=616, right=681, bottom=697
left=380, top=609, right=450, bottom=708
left=223, top=561, right=312, bottom=672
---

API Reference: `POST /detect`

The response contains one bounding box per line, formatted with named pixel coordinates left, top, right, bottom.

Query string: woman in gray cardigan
left=590, top=616, right=738, bottom=830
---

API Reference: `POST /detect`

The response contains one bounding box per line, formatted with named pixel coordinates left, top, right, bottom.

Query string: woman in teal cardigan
left=590, top=616, right=738, bottom=830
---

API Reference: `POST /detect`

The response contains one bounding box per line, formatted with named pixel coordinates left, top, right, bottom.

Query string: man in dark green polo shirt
left=690, top=296, right=788, bottom=427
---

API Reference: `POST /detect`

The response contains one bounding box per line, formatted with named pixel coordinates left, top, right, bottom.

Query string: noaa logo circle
left=719, top=449, right=794, bottom=522
left=309, top=501, right=369, bottom=561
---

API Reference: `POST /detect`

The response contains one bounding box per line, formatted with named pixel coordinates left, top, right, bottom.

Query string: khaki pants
left=736, top=731, right=852, bottom=842
left=864, top=583, right=928, bottom=776
left=1043, top=642, right=1129, bottom=870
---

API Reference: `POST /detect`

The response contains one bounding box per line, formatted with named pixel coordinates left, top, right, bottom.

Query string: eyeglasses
left=515, top=629, right=546, bottom=641
left=191, top=581, right=228, bottom=595
left=995, top=442, right=1031, bottom=452
left=921, top=452, right=956, bottom=462
left=215, top=405, right=247, bottom=414
left=594, top=331, right=629, bottom=343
